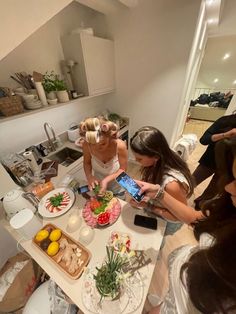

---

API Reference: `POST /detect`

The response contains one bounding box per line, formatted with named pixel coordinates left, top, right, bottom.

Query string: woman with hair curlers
left=79, top=116, right=128, bottom=198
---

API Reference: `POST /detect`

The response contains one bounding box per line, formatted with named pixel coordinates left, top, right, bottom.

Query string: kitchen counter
left=0, top=123, right=166, bottom=313
left=0, top=145, right=167, bottom=313
left=1, top=195, right=166, bottom=313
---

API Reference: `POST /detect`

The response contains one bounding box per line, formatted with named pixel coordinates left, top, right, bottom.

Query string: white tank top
left=90, top=153, right=124, bottom=195
left=91, top=154, right=120, bottom=177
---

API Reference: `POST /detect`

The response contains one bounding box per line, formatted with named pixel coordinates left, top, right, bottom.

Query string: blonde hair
left=79, top=117, right=119, bottom=144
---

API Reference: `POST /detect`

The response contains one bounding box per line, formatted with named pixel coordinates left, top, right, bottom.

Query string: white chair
left=23, top=281, right=50, bottom=314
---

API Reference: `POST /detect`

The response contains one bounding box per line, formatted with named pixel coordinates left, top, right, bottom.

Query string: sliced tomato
left=90, top=199, right=101, bottom=211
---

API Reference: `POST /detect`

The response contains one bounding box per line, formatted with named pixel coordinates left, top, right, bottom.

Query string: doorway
left=170, top=1, right=208, bottom=147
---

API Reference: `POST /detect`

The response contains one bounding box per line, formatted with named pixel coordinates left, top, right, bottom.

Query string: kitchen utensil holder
left=0, top=87, right=24, bottom=116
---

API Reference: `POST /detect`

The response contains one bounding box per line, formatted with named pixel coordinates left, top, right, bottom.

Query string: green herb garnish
left=93, top=184, right=101, bottom=195
left=50, top=193, right=63, bottom=207
left=94, top=246, right=127, bottom=301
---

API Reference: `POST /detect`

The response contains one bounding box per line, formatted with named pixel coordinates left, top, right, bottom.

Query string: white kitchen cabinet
left=68, top=163, right=87, bottom=184
left=61, top=33, right=115, bottom=96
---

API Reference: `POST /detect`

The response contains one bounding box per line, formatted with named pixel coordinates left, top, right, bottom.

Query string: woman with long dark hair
left=137, top=139, right=236, bottom=313
left=130, top=126, right=196, bottom=235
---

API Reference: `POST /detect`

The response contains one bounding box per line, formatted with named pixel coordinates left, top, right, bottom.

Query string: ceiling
left=196, top=0, right=236, bottom=89
left=197, top=35, right=236, bottom=88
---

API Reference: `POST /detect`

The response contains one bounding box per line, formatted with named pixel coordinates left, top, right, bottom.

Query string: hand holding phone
left=77, top=185, right=90, bottom=194
left=116, top=171, right=144, bottom=202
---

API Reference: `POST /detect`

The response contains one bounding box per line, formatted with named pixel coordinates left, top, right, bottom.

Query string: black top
left=199, top=114, right=236, bottom=169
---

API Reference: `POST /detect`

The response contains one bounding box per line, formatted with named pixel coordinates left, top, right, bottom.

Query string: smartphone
left=116, top=171, right=144, bottom=202
left=77, top=185, right=90, bottom=194
left=134, top=214, right=158, bottom=230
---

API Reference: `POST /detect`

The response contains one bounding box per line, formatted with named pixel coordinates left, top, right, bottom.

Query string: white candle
left=79, top=226, right=94, bottom=244
left=66, top=214, right=81, bottom=233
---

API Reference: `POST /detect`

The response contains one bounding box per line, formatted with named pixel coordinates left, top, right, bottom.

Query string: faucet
left=44, top=122, right=57, bottom=152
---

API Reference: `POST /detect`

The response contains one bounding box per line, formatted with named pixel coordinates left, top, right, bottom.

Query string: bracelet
left=154, top=185, right=165, bottom=201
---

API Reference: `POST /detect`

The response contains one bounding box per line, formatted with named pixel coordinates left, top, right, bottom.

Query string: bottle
left=31, top=181, right=54, bottom=198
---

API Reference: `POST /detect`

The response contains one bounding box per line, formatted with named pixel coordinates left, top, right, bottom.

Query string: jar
left=31, top=181, right=54, bottom=198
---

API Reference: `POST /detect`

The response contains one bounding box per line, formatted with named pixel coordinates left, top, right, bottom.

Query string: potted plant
left=54, top=75, right=69, bottom=103
left=42, top=72, right=69, bottom=103
left=42, top=71, right=57, bottom=100
left=94, top=246, right=128, bottom=302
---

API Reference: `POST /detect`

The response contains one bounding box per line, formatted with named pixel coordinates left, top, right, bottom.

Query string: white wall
left=0, top=95, right=109, bottom=155
left=211, top=0, right=236, bottom=37
left=105, top=0, right=201, bottom=142
left=0, top=1, right=109, bottom=88
left=226, top=94, right=236, bottom=115
left=0, top=0, right=73, bottom=61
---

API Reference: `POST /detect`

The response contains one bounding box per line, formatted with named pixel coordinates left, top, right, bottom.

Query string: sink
left=48, top=147, right=83, bottom=167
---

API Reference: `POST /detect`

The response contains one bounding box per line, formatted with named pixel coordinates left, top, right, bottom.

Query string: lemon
left=35, top=229, right=49, bottom=242
left=47, top=241, right=59, bottom=256
left=49, top=229, right=62, bottom=242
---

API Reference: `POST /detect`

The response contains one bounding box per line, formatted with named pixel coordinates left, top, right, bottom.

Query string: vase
left=47, top=91, right=57, bottom=100
left=35, top=82, right=48, bottom=107
left=56, top=90, right=69, bottom=103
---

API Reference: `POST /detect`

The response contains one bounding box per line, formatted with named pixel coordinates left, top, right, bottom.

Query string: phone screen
left=78, top=185, right=90, bottom=194
left=134, top=214, right=158, bottom=230
left=116, top=172, right=144, bottom=202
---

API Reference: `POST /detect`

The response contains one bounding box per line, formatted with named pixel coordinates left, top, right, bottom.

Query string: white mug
left=22, top=94, right=39, bottom=103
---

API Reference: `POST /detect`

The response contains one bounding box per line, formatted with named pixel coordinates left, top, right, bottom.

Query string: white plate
left=38, top=188, right=75, bottom=218
left=82, top=267, right=144, bottom=314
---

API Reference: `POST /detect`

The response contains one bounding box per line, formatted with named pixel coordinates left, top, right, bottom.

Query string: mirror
left=188, top=35, right=236, bottom=123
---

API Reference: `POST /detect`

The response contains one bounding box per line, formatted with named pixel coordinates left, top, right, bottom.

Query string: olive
left=40, top=238, right=52, bottom=251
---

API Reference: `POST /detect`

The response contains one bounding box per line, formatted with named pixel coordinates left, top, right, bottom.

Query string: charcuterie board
left=33, top=223, right=91, bottom=280
left=82, top=196, right=121, bottom=228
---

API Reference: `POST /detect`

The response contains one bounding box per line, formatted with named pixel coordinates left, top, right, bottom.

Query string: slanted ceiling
left=76, top=0, right=138, bottom=14
left=0, top=0, right=135, bottom=62
left=0, top=0, right=72, bottom=61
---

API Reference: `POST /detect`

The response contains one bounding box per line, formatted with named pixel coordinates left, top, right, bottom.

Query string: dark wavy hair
left=182, top=139, right=236, bottom=313
left=130, top=126, right=194, bottom=196
left=193, top=139, right=236, bottom=240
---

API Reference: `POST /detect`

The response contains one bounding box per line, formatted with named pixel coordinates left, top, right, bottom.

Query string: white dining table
left=2, top=195, right=166, bottom=314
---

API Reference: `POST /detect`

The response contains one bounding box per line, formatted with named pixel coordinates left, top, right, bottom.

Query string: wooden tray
left=32, top=223, right=91, bottom=280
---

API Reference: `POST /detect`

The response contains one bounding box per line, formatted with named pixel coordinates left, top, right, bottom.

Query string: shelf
left=0, top=92, right=113, bottom=124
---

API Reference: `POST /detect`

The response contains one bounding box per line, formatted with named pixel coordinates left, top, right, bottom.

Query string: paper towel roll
left=35, top=82, right=48, bottom=106
left=23, top=151, right=39, bottom=173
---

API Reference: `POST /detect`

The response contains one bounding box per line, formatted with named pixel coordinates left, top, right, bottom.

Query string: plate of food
left=82, top=264, right=143, bottom=314
left=38, top=188, right=75, bottom=218
left=82, top=190, right=121, bottom=228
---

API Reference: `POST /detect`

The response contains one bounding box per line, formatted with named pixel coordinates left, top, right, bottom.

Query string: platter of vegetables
left=82, top=187, right=121, bottom=228
left=38, top=188, right=75, bottom=218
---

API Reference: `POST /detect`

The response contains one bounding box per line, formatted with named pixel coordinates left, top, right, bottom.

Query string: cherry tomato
left=97, top=212, right=110, bottom=225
